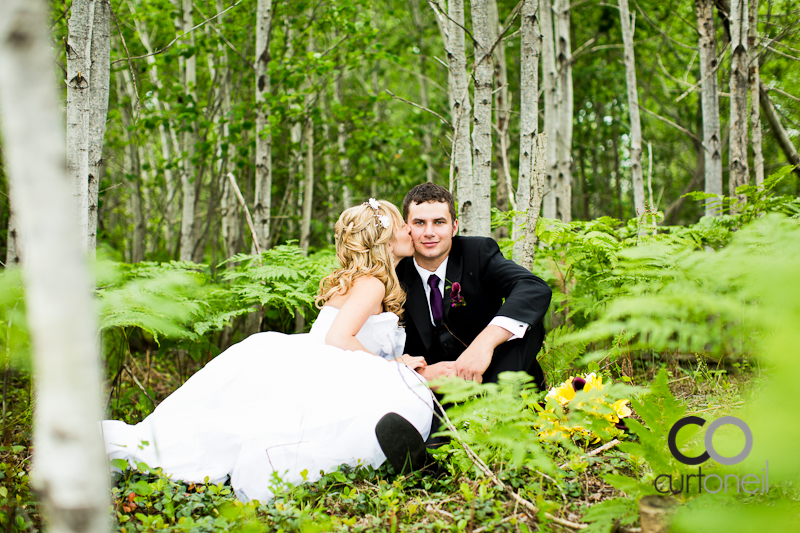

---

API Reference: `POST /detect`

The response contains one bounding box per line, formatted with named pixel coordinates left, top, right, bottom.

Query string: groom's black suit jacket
left=397, top=236, right=552, bottom=389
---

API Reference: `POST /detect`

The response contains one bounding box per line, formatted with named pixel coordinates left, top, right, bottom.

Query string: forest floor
left=0, top=356, right=754, bottom=533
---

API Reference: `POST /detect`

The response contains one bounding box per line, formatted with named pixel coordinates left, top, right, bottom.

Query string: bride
left=102, top=200, right=435, bottom=502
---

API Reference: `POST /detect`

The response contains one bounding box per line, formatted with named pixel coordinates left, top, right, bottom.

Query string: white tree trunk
left=87, top=0, right=110, bottom=256
left=5, top=180, right=23, bottom=268
left=410, top=0, right=435, bottom=184
left=695, top=0, right=723, bottom=216
left=334, top=68, right=352, bottom=207
left=470, top=0, right=493, bottom=237
left=522, top=135, right=547, bottom=272
left=540, top=0, right=558, bottom=220
left=513, top=0, right=541, bottom=264
left=299, top=33, right=315, bottom=254
left=66, top=0, right=96, bottom=251
left=254, top=0, right=273, bottom=254
left=179, top=0, right=197, bottom=261
left=446, top=0, right=474, bottom=230
left=618, top=0, right=646, bottom=218
left=555, top=0, right=573, bottom=222
left=748, top=0, right=764, bottom=187
left=0, top=2, right=108, bottom=532
left=489, top=0, right=514, bottom=226
left=729, top=0, right=750, bottom=202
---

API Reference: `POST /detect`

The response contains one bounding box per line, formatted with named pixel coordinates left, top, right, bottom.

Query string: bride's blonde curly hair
left=315, top=200, right=406, bottom=318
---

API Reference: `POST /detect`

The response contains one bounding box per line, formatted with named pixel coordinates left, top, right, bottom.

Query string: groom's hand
left=454, top=325, right=513, bottom=383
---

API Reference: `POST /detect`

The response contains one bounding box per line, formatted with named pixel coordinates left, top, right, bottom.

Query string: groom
left=398, top=182, right=551, bottom=387
left=375, top=183, right=551, bottom=475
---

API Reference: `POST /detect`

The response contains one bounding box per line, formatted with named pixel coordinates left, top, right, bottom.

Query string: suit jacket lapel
left=403, top=263, right=433, bottom=352
left=442, top=240, right=463, bottom=325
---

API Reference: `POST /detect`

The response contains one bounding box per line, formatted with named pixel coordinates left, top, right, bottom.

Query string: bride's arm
left=324, top=276, right=385, bottom=354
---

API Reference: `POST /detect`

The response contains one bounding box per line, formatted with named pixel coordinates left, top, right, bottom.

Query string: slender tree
left=470, top=0, right=494, bottom=237
left=555, top=0, right=573, bottom=222
left=254, top=0, right=273, bottom=253
left=513, top=0, right=541, bottom=263
left=444, top=0, right=473, bottom=229
left=695, top=0, right=723, bottom=215
left=65, top=0, right=96, bottom=251
left=179, top=0, right=198, bottom=261
left=759, top=84, right=800, bottom=175
left=87, top=0, right=111, bottom=255
left=540, top=0, right=558, bottom=220
left=0, top=2, right=109, bottom=532
left=489, top=0, right=514, bottom=232
left=618, top=0, right=646, bottom=219
left=729, top=0, right=749, bottom=203
left=299, top=34, right=316, bottom=254
left=748, top=0, right=764, bottom=186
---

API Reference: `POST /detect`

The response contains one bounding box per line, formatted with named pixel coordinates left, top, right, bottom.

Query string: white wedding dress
left=102, top=307, right=433, bottom=502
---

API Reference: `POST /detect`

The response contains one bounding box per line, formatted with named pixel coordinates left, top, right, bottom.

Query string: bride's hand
left=397, top=354, right=427, bottom=371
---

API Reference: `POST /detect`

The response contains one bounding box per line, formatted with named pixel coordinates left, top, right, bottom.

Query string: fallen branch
left=227, top=173, right=262, bottom=255
left=385, top=90, right=451, bottom=129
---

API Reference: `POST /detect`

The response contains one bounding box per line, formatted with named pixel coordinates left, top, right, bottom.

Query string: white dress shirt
left=412, top=257, right=529, bottom=340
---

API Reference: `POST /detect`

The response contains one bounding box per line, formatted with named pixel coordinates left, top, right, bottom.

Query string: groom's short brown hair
left=402, top=183, right=457, bottom=222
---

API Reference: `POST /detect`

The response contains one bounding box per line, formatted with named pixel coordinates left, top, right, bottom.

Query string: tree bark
left=87, top=0, right=110, bottom=256
left=748, top=0, right=764, bottom=187
left=555, top=0, right=573, bottom=222
left=759, top=84, right=800, bottom=176
left=0, top=2, right=108, bottom=532
left=334, top=66, right=352, bottom=208
left=541, top=0, right=558, bottom=220
left=522, top=135, right=547, bottom=272
left=618, top=0, right=646, bottom=219
left=470, top=0, right=494, bottom=237
left=729, top=0, right=749, bottom=203
left=254, top=0, right=273, bottom=254
left=299, top=33, right=315, bottom=254
left=66, top=0, right=96, bottom=252
left=489, top=0, right=514, bottom=238
left=445, top=0, right=474, bottom=230
left=179, top=0, right=198, bottom=261
left=513, top=0, right=541, bottom=264
left=695, top=0, right=724, bottom=216
left=5, top=180, right=22, bottom=268
left=410, top=0, right=435, bottom=184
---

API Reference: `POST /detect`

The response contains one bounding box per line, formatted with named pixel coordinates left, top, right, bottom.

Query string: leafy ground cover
left=2, top=171, right=799, bottom=531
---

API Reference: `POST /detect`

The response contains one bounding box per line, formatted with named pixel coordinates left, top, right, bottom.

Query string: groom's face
left=406, top=201, right=458, bottom=269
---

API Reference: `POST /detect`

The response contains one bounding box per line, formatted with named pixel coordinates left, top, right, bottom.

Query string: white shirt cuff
left=489, top=316, right=529, bottom=341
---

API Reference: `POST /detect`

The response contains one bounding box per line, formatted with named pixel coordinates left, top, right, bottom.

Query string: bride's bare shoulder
left=325, top=275, right=384, bottom=310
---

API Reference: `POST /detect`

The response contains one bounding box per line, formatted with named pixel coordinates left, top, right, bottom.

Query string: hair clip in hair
left=364, top=198, right=391, bottom=229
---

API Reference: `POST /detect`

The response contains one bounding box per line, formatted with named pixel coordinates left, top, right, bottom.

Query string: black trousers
left=425, top=322, right=547, bottom=446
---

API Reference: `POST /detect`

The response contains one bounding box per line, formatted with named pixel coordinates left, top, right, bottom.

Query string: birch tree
left=87, top=0, right=110, bottom=254
left=65, top=0, right=95, bottom=251
left=5, top=182, right=22, bottom=267
left=695, top=0, right=723, bottom=216
left=299, top=35, right=315, bottom=254
left=540, top=0, right=558, bottom=220
left=443, top=0, right=473, bottom=231
left=470, top=0, right=494, bottom=237
left=748, top=0, right=764, bottom=186
left=759, top=84, right=800, bottom=175
left=409, top=0, right=435, bottom=184
left=554, top=0, right=573, bottom=222
left=618, top=0, right=646, bottom=218
left=513, top=0, right=541, bottom=263
left=179, top=0, right=198, bottom=261
left=729, top=0, right=749, bottom=202
left=254, top=0, right=273, bottom=254
left=0, top=2, right=108, bottom=532
left=489, top=0, right=514, bottom=230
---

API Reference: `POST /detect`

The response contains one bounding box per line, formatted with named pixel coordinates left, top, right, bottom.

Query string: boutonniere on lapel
left=446, top=280, right=466, bottom=308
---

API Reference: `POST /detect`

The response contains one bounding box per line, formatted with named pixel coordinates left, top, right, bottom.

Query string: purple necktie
left=428, top=274, right=443, bottom=325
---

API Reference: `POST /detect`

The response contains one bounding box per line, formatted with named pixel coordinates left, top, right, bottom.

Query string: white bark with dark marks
left=695, top=0, right=723, bottom=215
left=619, top=0, right=645, bottom=219
left=254, top=0, right=273, bottom=254
left=555, top=0, right=573, bottom=222
left=729, top=0, right=749, bottom=201
left=87, top=0, right=110, bottom=255
left=513, top=0, right=541, bottom=264
left=540, top=0, right=558, bottom=220
left=179, top=0, right=197, bottom=261
left=470, top=0, right=494, bottom=237
left=748, top=0, right=763, bottom=187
